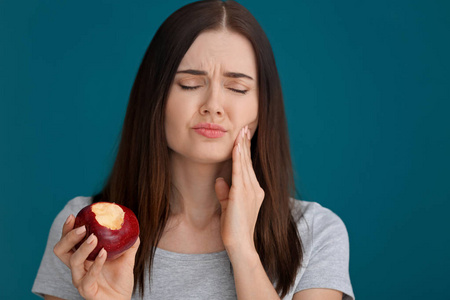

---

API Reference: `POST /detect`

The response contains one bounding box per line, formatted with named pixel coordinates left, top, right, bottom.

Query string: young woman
left=32, top=1, right=354, bottom=299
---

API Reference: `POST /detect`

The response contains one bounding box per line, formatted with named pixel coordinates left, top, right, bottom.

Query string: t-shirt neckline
left=155, top=247, right=229, bottom=261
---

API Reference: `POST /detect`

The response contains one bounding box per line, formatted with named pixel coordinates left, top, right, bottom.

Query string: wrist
left=226, top=244, right=259, bottom=267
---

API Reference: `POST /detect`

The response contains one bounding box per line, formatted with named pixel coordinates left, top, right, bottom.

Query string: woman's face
left=165, top=30, right=258, bottom=164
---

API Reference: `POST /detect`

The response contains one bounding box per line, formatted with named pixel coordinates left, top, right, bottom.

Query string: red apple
left=73, top=202, right=139, bottom=261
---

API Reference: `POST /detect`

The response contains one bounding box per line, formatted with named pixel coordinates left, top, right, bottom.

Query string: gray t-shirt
left=32, top=196, right=354, bottom=300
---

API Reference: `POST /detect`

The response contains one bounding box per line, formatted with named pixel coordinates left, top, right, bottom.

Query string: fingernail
left=241, top=128, right=245, bottom=138
left=98, top=248, right=106, bottom=258
left=245, top=125, right=248, bottom=134
left=87, top=233, right=95, bottom=244
left=65, top=215, right=73, bottom=225
left=76, top=226, right=86, bottom=235
left=238, top=143, right=241, bottom=153
left=247, top=130, right=251, bottom=140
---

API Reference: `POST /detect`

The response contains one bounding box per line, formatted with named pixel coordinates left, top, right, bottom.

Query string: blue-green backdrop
left=1, top=0, right=449, bottom=299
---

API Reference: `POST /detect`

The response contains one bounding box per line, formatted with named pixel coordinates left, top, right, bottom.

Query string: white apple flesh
left=74, top=202, right=140, bottom=261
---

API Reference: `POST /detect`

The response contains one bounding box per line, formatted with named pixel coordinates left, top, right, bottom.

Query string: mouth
left=192, top=123, right=227, bottom=138
left=192, top=123, right=226, bottom=131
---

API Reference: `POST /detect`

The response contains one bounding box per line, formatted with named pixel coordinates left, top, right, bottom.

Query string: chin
left=190, top=147, right=232, bottom=163
left=194, top=154, right=232, bottom=164
left=169, top=145, right=233, bottom=165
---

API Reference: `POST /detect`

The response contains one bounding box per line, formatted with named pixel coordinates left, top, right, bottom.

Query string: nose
left=199, top=84, right=224, bottom=117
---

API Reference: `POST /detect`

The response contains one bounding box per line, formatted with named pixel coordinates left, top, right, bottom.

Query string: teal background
left=1, top=0, right=449, bottom=299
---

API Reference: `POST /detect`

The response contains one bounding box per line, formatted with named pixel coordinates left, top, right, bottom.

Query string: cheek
left=245, top=100, right=259, bottom=136
left=164, top=92, right=198, bottom=146
left=165, top=101, right=183, bottom=146
left=240, top=98, right=258, bottom=125
left=228, top=102, right=258, bottom=141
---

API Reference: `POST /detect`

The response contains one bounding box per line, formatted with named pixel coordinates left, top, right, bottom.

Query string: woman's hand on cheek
left=214, top=125, right=265, bottom=256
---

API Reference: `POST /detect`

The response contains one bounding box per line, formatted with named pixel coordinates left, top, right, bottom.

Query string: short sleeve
left=294, top=203, right=355, bottom=300
left=32, top=196, right=92, bottom=299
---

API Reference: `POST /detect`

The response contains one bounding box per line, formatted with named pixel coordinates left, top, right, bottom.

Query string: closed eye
left=229, top=88, right=248, bottom=95
left=180, top=85, right=201, bottom=90
left=179, top=85, right=248, bottom=95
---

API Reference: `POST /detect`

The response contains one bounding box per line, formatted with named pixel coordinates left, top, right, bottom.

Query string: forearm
left=229, top=247, right=281, bottom=300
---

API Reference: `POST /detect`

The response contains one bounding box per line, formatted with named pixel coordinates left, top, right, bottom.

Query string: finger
left=244, top=128, right=265, bottom=204
left=241, top=127, right=264, bottom=206
left=233, top=125, right=242, bottom=147
left=70, top=233, right=98, bottom=285
left=244, top=126, right=259, bottom=185
left=117, top=236, right=141, bottom=261
left=129, top=236, right=141, bottom=254
left=231, top=130, right=243, bottom=186
left=61, top=214, right=75, bottom=238
left=53, top=225, right=87, bottom=267
left=240, top=126, right=253, bottom=187
left=79, top=248, right=107, bottom=298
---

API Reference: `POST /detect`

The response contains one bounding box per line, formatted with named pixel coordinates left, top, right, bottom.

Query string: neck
left=169, top=151, right=231, bottom=230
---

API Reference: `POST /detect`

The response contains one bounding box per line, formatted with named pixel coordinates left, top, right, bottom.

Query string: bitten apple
left=73, top=202, right=139, bottom=261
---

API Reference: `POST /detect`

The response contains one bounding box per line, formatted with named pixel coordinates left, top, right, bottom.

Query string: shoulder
left=289, top=197, right=348, bottom=237
left=288, top=198, right=350, bottom=266
left=288, top=198, right=354, bottom=300
left=64, top=196, right=93, bottom=212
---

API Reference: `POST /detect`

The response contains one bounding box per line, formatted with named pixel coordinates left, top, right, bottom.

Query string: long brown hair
left=92, top=0, right=303, bottom=298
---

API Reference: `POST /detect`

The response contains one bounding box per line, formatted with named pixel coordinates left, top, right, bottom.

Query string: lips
left=192, top=123, right=226, bottom=131
left=193, top=123, right=226, bottom=138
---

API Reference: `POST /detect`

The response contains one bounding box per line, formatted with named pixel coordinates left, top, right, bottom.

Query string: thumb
left=129, top=236, right=140, bottom=256
left=120, top=236, right=140, bottom=261
left=215, top=177, right=230, bottom=210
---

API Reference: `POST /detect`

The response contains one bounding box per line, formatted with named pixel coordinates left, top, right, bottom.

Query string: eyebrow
left=176, top=69, right=254, bottom=80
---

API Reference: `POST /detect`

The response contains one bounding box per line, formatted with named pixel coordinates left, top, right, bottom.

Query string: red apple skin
left=73, top=202, right=140, bottom=261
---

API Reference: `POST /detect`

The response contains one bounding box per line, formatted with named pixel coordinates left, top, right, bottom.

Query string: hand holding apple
left=53, top=202, right=140, bottom=300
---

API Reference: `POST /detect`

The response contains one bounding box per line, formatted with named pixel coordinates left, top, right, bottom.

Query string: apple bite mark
left=92, top=203, right=125, bottom=230
left=74, top=202, right=140, bottom=261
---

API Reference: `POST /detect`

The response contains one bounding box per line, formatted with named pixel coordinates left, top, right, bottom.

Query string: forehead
left=178, top=30, right=257, bottom=77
